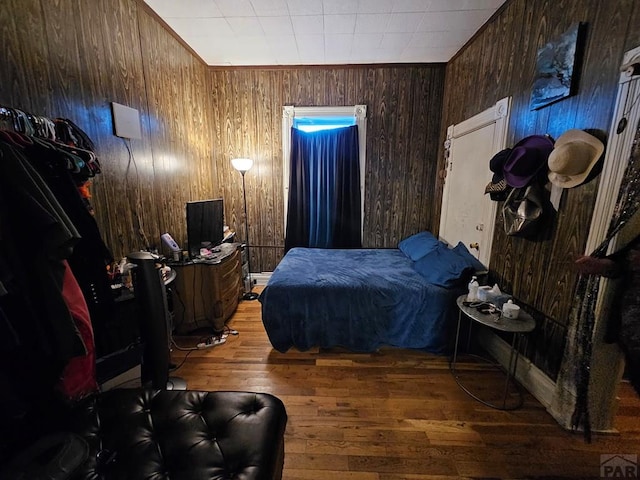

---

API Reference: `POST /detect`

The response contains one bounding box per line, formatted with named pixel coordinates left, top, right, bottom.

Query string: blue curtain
left=285, top=125, right=361, bottom=251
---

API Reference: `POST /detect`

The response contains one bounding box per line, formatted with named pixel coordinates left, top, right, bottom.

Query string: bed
left=259, top=246, right=467, bottom=354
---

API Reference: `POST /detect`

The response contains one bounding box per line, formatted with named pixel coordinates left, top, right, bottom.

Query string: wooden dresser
left=169, top=243, right=243, bottom=333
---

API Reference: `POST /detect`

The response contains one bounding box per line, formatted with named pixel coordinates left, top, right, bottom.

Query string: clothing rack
left=0, top=104, right=100, bottom=175
left=0, top=106, right=56, bottom=139
left=0, top=103, right=115, bottom=402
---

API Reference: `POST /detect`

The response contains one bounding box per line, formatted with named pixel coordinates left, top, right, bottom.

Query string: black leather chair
left=1, top=388, right=287, bottom=479
left=0, top=262, right=287, bottom=480
left=73, top=389, right=286, bottom=479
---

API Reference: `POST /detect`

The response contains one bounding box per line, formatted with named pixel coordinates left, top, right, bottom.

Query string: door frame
left=439, top=97, right=511, bottom=267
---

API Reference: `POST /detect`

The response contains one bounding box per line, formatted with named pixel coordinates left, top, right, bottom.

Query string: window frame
left=282, top=105, right=367, bottom=236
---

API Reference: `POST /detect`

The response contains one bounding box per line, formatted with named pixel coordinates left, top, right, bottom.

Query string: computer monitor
left=186, top=198, right=224, bottom=258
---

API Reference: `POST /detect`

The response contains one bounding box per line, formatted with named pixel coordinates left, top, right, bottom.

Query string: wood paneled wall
left=0, top=0, right=215, bottom=261
left=440, top=0, right=639, bottom=378
left=1, top=0, right=447, bottom=271
left=211, top=66, right=446, bottom=272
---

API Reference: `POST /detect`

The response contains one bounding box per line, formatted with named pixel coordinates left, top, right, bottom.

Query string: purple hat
left=503, top=135, right=554, bottom=188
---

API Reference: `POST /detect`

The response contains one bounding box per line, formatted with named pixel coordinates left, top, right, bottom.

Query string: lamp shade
left=231, top=158, right=253, bottom=173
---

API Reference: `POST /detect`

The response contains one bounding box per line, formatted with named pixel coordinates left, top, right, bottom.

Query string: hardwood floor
left=171, top=288, right=640, bottom=480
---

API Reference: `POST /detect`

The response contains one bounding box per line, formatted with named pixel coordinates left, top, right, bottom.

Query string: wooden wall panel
left=2, top=0, right=55, bottom=115
left=624, top=6, right=640, bottom=52
left=440, top=0, right=638, bottom=378
left=87, top=0, right=155, bottom=258
left=137, top=9, right=215, bottom=255
left=0, top=0, right=216, bottom=261
left=210, top=65, right=446, bottom=272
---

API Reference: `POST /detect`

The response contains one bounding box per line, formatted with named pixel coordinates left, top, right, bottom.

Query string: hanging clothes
left=58, top=259, right=98, bottom=400
left=0, top=140, right=85, bottom=375
left=0, top=107, right=111, bottom=405
left=567, top=118, right=640, bottom=441
left=0, top=109, right=102, bottom=213
left=17, top=134, right=114, bottom=353
left=609, top=239, right=640, bottom=393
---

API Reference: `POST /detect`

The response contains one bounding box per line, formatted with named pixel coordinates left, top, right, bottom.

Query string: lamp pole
left=232, top=158, right=259, bottom=301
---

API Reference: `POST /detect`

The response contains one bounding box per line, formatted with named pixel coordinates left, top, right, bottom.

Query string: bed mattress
left=259, top=247, right=458, bottom=353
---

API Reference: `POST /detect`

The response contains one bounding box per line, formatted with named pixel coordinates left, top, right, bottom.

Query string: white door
left=439, top=97, right=511, bottom=268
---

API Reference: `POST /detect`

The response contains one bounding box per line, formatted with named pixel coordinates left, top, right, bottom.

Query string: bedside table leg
left=452, top=310, right=462, bottom=366
left=502, top=332, right=521, bottom=409
left=466, top=319, right=473, bottom=352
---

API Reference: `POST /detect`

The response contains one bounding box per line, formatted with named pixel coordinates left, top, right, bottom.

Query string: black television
left=186, top=198, right=224, bottom=258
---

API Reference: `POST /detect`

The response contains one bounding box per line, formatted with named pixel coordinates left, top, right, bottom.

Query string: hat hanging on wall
left=502, top=135, right=555, bottom=188
left=484, top=148, right=512, bottom=197
left=547, top=129, right=605, bottom=188
left=485, top=178, right=508, bottom=194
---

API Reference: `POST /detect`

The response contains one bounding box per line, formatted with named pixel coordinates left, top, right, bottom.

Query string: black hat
left=484, top=148, right=512, bottom=194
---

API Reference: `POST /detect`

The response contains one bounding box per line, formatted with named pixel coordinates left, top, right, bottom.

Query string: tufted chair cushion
left=67, top=389, right=287, bottom=480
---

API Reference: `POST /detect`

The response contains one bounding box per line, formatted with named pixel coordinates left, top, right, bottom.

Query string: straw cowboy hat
left=502, top=135, right=555, bottom=188
left=547, top=129, right=605, bottom=188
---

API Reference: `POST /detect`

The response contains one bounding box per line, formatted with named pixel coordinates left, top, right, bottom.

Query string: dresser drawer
left=218, top=250, right=240, bottom=278
left=221, top=280, right=241, bottom=320
left=170, top=244, right=242, bottom=333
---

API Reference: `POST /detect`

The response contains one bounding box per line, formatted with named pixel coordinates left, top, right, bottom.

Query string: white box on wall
left=111, top=102, right=142, bottom=139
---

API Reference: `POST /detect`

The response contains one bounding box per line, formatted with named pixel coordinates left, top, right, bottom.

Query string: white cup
left=502, top=303, right=520, bottom=319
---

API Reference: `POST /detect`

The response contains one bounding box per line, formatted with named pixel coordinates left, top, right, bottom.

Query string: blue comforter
left=259, top=248, right=458, bottom=353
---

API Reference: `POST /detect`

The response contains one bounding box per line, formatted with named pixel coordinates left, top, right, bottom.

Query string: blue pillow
left=413, top=245, right=473, bottom=288
left=398, top=231, right=440, bottom=261
left=451, top=242, right=487, bottom=273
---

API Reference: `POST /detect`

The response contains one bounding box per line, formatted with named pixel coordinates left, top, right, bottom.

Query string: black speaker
left=128, top=252, right=170, bottom=389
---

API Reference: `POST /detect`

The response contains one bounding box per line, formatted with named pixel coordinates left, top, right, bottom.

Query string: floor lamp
left=231, top=158, right=259, bottom=301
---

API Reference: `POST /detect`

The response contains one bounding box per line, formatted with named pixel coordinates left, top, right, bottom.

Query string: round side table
left=451, top=294, right=535, bottom=410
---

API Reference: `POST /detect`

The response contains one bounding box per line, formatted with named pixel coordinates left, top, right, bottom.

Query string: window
left=282, top=105, right=367, bottom=235
left=293, top=116, right=355, bottom=132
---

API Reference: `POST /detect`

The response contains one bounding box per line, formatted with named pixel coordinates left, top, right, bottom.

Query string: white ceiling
left=143, top=0, right=506, bottom=66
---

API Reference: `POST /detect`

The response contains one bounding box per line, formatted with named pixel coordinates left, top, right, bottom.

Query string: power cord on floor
left=169, top=349, right=194, bottom=372
left=192, top=326, right=240, bottom=349
left=169, top=326, right=239, bottom=372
